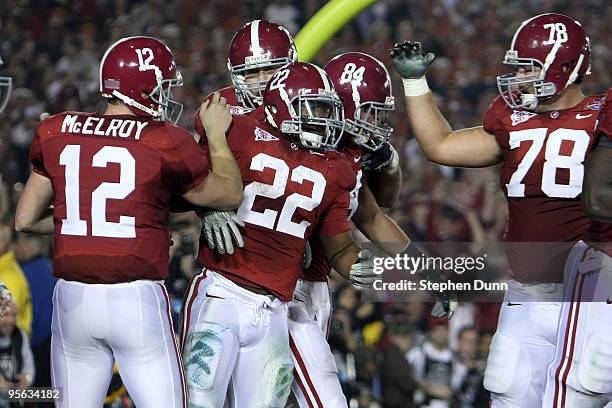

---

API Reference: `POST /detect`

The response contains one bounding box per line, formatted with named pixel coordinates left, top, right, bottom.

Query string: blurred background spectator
left=0, top=0, right=610, bottom=406
left=0, top=300, right=34, bottom=408
left=381, top=321, right=418, bottom=408
left=0, top=225, right=31, bottom=337
left=14, top=233, right=55, bottom=389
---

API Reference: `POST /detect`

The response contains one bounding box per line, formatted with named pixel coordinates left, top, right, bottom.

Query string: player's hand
left=348, top=250, right=377, bottom=288
left=201, top=211, right=245, bottom=255
left=388, top=41, right=435, bottom=79
left=199, top=92, right=233, bottom=136
left=431, top=291, right=458, bottom=319
left=0, top=283, right=12, bottom=317
left=361, top=142, right=399, bottom=172
left=302, top=241, right=312, bottom=271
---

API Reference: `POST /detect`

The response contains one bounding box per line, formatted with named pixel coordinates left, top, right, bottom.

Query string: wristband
left=402, top=76, right=430, bottom=96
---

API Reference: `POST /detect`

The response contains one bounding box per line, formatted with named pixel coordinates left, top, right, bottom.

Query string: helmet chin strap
left=111, top=90, right=160, bottom=118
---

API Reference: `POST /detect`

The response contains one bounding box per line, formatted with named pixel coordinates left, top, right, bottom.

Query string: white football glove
left=201, top=211, right=245, bottom=255
left=348, top=250, right=378, bottom=288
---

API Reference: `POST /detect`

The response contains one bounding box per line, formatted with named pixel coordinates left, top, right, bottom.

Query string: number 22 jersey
left=196, top=112, right=355, bottom=301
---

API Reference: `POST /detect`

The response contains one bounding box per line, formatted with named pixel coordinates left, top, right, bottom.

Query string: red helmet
left=264, top=62, right=344, bottom=149
left=228, top=20, right=297, bottom=109
left=0, top=56, right=12, bottom=116
left=99, top=36, right=183, bottom=123
left=497, top=13, right=591, bottom=110
left=325, top=52, right=394, bottom=151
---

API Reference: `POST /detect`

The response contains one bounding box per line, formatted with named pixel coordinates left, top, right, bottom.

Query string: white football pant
left=288, top=279, right=347, bottom=408
left=51, top=279, right=186, bottom=408
left=181, top=270, right=293, bottom=408
left=543, top=242, right=612, bottom=408
left=483, top=279, right=562, bottom=407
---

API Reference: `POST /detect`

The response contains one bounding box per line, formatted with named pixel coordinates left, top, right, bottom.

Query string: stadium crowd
left=0, top=0, right=610, bottom=406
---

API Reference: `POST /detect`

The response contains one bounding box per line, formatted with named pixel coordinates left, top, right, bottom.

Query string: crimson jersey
left=194, top=86, right=265, bottom=135
left=483, top=93, right=607, bottom=282
left=30, top=112, right=208, bottom=283
left=301, top=144, right=365, bottom=282
left=586, top=88, right=612, bottom=255
left=196, top=115, right=355, bottom=301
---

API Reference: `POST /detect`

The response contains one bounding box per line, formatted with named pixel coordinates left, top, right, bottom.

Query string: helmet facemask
left=496, top=51, right=559, bottom=110
left=348, top=97, right=394, bottom=151
left=229, top=56, right=292, bottom=109
left=148, top=71, right=184, bottom=124
left=279, top=91, right=345, bottom=150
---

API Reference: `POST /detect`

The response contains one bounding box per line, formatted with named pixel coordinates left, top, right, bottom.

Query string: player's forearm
left=405, top=94, right=502, bottom=167
left=404, top=92, right=454, bottom=163
left=23, top=215, right=54, bottom=234
left=207, top=130, right=243, bottom=208
left=15, top=210, right=54, bottom=234
left=328, top=242, right=362, bottom=279
left=15, top=173, right=54, bottom=234
left=583, top=146, right=612, bottom=221
left=355, top=210, right=410, bottom=255
left=365, top=167, right=402, bottom=208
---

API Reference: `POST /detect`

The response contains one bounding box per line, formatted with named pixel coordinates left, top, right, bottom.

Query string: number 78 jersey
left=196, top=113, right=355, bottom=301
left=483, top=93, right=606, bottom=243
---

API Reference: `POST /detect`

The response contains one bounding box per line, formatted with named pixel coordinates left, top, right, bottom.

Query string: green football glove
left=389, top=41, right=436, bottom=79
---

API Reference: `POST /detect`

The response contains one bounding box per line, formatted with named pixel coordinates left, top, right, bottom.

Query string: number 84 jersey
left=196, top=113, right=355, bottom=301
left=483, top=92, right=608, bottom=244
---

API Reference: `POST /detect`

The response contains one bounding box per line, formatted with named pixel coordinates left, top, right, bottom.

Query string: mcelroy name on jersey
left=61, top=114, right=149, bottom=140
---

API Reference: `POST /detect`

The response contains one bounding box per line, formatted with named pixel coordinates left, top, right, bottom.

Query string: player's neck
left=535, top=86, right=585, bottom=113
left=103, top=102, right=137, bottom=117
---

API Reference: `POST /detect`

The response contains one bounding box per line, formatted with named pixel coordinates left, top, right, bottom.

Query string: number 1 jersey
left=196, top=113, right=355, bottom=301
left=30, top=112, right=208, bottom=283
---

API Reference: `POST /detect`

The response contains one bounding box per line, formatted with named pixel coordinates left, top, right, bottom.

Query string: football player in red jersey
left=194, top=19, right=297, bottom=129
left=389, top=13, right=608, bottom=408
left=285, top=52, right=410, bottom=408
left=181, top=62, right=378, bottom=408
left=198, top=20, right=404, bottom=254
left=541, top=91, right=612, bottom=407
left=14, top=36, right=242, bottom=408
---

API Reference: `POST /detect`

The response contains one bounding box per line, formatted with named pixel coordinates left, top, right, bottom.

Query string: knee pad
left=483, top=333, right=531, bottom=397
left=182, top=322, right=227, bottom=391
left=579, top=333, right=612, bottom=394
left=261, top=356, right=293, bottom=407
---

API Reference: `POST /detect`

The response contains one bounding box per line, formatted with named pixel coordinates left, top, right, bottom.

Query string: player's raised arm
left=182, top=92, right=243, bottom=209
left=389, top=41, right=502, bottom=167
